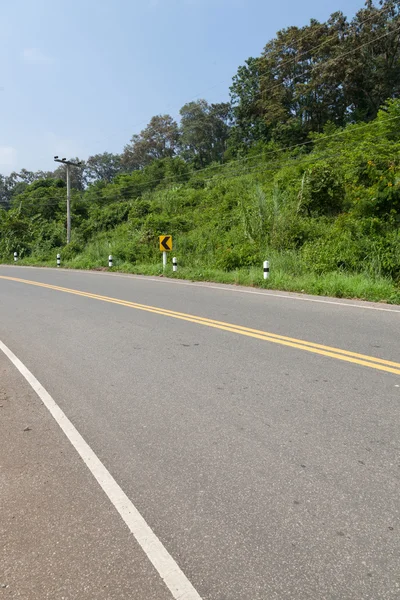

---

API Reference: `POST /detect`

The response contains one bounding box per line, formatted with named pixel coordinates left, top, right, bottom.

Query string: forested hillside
left=1, top=0, right=400, bottom=302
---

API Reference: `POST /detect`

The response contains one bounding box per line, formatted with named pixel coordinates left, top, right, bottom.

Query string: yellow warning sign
left=159, top=235, right=172, bottom=252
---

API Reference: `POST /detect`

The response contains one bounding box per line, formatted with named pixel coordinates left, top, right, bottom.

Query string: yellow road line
left=1, top=275, right=399, bottom=376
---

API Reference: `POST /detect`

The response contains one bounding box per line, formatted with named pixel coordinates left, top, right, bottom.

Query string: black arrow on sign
left=161, top=236, right=171, bottom=250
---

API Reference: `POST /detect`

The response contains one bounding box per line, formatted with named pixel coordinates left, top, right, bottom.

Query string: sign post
left=159, top=236, right=172, bottom=271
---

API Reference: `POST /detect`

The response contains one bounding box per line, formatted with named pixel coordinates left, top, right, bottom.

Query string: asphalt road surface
left=0, top=265, right=399, bottom=600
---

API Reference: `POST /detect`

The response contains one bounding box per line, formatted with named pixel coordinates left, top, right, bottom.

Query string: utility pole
left=54, top=156, right=82, bottom=244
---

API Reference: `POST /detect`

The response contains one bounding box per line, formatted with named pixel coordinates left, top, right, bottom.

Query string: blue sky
left=0, top=0, right=365, bottom=175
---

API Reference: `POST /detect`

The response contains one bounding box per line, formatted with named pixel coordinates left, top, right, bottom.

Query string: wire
left=2, top=117, right=399, bottom=208
left=255, top=3, right=392, bottom=89
left=154, top=112, right=400, bottom=185
left=2, top=126, right=399, bottom=209
left=85, top=25, right=400, bottom=192
left=72, top=4, right=396, bottom=152
left=82, top=112, right=400, bottom=192
left=260, top=24, right=400, bottom=102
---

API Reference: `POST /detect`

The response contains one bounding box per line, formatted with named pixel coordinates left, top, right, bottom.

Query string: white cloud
left=22, top=48, right=55, bottom=66
left=0, top=146, right=17, bottom=169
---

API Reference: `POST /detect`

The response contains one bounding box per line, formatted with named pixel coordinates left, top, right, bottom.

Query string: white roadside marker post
left=263, top=260, right=270, bottom=280
left=13, top=252, right=18, bottom=263
left=173, top=257, right=178, bottom=272
left=108, top=255, right=113, bottom=268
left=163, top=251, right=167, bottom=271
left=57, top=253, right=61, bottom=267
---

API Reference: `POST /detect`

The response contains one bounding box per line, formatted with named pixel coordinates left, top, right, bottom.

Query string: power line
left=260, top=24, right=400, bottom=102
left=161, top=112, right=400, bottom=185
left=255, top=3, right=392, bottom=89
left=2, top=5, right=396, bottom=189
left=0, top=116, right=400, bottom=206
left=85, top=112, right=400, bottom=192
left=85, top=22, right=400, bottom=188
left=1, top=106, right=379, bottom=202
left=76, top=3, right=396, bottom=152
left=2, top=125, right=399, bottom=209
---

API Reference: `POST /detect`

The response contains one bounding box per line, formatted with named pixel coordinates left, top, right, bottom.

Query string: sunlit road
left=1, top=265, right=399, bottom=599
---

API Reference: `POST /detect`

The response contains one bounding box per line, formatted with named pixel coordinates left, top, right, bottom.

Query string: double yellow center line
left=1, top=274, right=399, bottom=376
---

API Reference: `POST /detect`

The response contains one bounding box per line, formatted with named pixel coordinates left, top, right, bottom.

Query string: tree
left=14, top=169, right=36, bottom=184
left=179, top=100, right=231, bottom=167
left=0, top=174, right=15, bottom=208
left=85, top=152, right=123, bottom=184
left=341, top=0, right=400, bottom=122
left=10, top=178, right=66, bottom=221
left=265, top=16, right=348, bottom=133
left=229, top=1, right=400, bottom=151
left=53, top=158, right=86, bottom=191
left=240, top=17, right=347, bottom=143
left=230, top=57, right=274, bottom=149
left=122, top=115, right=180, bottom=170
left=1, top=169, right=55, bottom=202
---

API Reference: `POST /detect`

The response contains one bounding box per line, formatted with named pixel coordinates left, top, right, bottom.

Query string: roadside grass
left=8, top=254, right=400, bottom=305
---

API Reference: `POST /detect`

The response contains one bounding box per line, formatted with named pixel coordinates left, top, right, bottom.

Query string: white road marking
left=0, top=339, right=202, bottom=600
left=115, top=275, right=400, bottom=313
left=1, top=264, right=400, bottom=313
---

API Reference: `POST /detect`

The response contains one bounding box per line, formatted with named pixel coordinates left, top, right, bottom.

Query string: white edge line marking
left=113, top=275, right=400, bottom=313
left=2, top=264, right=400, bottom=313
left=0, top=339, right=202, bottom=600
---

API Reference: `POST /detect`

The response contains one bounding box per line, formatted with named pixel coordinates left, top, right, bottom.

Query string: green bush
left=215, top=241, right=260, bottom=270
left=2, top=100, right=400, bottom=304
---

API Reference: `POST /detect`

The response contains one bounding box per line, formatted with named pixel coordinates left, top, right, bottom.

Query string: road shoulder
left=0, top=354, right=171, bottom=600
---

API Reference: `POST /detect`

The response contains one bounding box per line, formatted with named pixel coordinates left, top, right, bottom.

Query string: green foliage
left=2, top=98, right=399, bottom=305
left=230, top=0, right=400, bottom=149
left=122, top=115, right=180, bottom=170
left=82, top=202, right=131, bottom=238
left=300, top=163, right=345, bottom=216
left=215, top=242, right=260, bottom=270
left=85, top=152, right=123, bottom=184
left=2, top=0, right=400, bottom=303
left=179, top=100, right=231, bottom=167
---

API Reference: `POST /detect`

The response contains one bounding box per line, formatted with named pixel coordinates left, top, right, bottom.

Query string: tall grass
left=14, top=251, right=400, bottom=304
